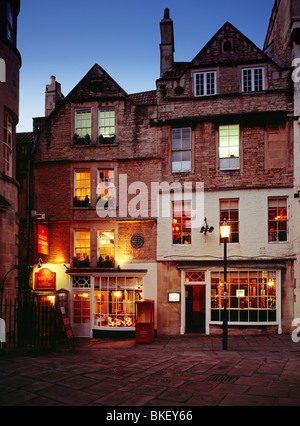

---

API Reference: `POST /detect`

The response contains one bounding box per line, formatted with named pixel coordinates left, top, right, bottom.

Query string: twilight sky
left=17, top=0, right=275, bottom=132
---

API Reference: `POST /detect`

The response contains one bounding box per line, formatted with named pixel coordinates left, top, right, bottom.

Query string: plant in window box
left=73, top=133, right=91, bottom=145
left=98, top=134, right=115, bottom=144
left=73, top=256, right=90, bottom=267
left=97, top=255, right=115, bottom=268
left=73, top=195, right=90, bottom=207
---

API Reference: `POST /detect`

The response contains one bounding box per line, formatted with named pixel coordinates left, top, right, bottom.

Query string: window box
left=73, top=196, right=90, bottom=207
left=97, top=256, right=115, bottom=268
left=73, top=133, right=91, bottom=145
left=98, top=134, right=116, bottom=144
left=72, top=256, right=90, bottom=267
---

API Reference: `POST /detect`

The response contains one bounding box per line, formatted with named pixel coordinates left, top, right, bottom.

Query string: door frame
left=180, top=270, right=210, bottom=335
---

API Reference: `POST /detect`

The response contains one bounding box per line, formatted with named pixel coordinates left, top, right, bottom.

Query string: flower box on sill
left=73, top=133, right=91, bottom=145
left=73, top=256, right=90, bottom=268
left=97, top=256, right=115, bottom=268
left=98, top=134, right=115, bottom=144
left=73, top=196, right=90, bottom=207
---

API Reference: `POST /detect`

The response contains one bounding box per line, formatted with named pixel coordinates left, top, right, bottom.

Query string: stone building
left=0, top=0, right=21, bottom=300
left=21, top=6, right=297, bottom=337
left=264, top=0, right=300, bottom=323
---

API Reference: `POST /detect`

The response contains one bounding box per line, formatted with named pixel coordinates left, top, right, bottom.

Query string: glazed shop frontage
left=174, top=260, right=294, bottom=336
left=66, top=270, right=146, bottom=337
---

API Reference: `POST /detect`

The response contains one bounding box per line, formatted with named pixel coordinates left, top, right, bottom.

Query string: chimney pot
left=50, top=75, right=56, bottom=84
left=164, top=8, right=170, bottom=19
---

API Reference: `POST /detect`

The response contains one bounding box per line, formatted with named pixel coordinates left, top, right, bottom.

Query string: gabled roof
left=63, top=64, right=132, bottom=104
left=164, top=21, right=280, bottom=81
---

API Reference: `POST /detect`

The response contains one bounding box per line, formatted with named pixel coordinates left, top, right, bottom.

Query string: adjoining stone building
left=19, top=6, right=298, bottom=337
left=0, top=0, right=21, bottom=300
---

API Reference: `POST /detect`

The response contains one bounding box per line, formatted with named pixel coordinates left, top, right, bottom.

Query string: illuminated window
left=220, top=199, right=239, bottom=243
left=211, top=270, right=277, bottom=323
left=99, top=110, right=115, bottom=143
left=74, top=110, right=91, bottom=144
left=97, top=170, right=115, bottom=209
left=74, top=170, right=90, bottom=206
left=268, top=197, right=288, bottom=242
left=242, top=67, right=264, bottom=92
left=73, top=292, right=90, bottom=324
left=98, top=231, right=115, bottom=266
left=173, top=200, right=191, bottom=245
left=94, top=276, right=143, bottom=328
left=3, top=112, right=12, bottom=177
left=219, top=124, right=240, bottom=170
left=194, top=71, right=216, bottom=96
left=172, top=128, right=191, bottom=173
left=74, top=231, right=90, bottom=261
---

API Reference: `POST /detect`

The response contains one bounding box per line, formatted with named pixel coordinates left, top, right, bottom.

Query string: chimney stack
left=45, top=75, right=63, bottom=116
left=160, top=8, right=174, bottom=78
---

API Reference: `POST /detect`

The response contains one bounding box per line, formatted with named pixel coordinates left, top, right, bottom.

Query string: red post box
left=135, top=299, right=154, bottom=343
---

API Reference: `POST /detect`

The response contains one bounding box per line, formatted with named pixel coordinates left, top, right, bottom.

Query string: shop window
left=74, top=170, right=90, bottom=206
left=210, top=270, right=277, bottom=323
left=219, top=124, right=240, bottom=170
left=3, top=111, right=12, bottom=177
left=74, top=110, right=91, bottom=144
left=220, top=199, right=239, bottom=243
left=242, top=67, right=264, bottom=92
left=99, top=110, right=115, bottom=143
left=172, top=200, right=191, bottom=245
left=94, top=276, right=143, bottom=328
left=97, top=231, right=115, bottom=267
left=268, top=197, right=288, bottom=242
left=172, top=128, right=191, bottom=173
left=194, top=71, right=216, bottom=96
left=97, top=170, right=115, bottom=209
left=74, top=231, right=90, bottom=263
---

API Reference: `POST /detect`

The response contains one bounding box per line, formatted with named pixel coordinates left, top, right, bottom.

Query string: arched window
left=223, top=40, right=232, bottom=52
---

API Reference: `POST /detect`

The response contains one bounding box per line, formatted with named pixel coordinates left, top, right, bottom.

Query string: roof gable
left=65, top=64, right=131, bottom=103
left=188, top=22, right=271, bottom=69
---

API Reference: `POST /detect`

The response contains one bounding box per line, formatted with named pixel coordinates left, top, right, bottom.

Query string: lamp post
left=220, top=220, right=230, bottom=350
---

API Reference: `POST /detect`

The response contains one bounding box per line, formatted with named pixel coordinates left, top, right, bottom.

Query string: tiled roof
left=163, top=62, right=189, bottom=79
left=130, top=90, right=157, bottom=105
left=16, top=132, right=34, bottom=145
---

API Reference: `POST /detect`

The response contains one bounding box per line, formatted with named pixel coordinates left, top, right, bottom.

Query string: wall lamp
left=37, top=258, right=43, bottom=268
left=200, top=218, right=214, bottom=235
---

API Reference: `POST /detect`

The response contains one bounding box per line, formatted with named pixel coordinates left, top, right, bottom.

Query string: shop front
left=67, top=270, right=146, bottom=337
left=178, top=262, right=286, bottom=335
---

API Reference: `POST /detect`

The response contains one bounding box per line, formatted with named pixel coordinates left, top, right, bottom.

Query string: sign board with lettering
left=38, top=224, right=49, bottom=255
left=35, top=268, right=56, bottom=291
left=60, top=307, right=73, bottom=339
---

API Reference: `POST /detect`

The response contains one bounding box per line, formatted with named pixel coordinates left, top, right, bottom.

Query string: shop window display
left=210, top=270, right=277, bottom=323
left=94, top=276, right=143, bottom=328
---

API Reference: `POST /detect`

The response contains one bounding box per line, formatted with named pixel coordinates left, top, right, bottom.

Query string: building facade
left=22, top=6, right=297, bottom=337
left=0, top=0, right=21, bottom=300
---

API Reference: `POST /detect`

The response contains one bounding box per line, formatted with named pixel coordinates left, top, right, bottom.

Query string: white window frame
left=74, top=230, right=91, bottom=261
left=219, top=124, right=240, bottom=170
left=74, top=109, right=91, bottom=138
left=97, top=230, right=115, bottom=261
left=171, top=128, right=191, bottom=173
left=74, top=169, right=91, bottom=203
left=98, top=109, right=115, bottom=143
left=194, top=71, right=216, bottom=97
left=242, top=67, right=264, bottom=92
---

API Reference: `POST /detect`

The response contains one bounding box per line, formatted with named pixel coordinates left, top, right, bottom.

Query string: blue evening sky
left=17, top=0, right=275, bottom=132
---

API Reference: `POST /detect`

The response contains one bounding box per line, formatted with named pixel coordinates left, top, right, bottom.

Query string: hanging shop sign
left=35, top=268, right=56, bottom=291
left=38, top=224, right=49, bottom=255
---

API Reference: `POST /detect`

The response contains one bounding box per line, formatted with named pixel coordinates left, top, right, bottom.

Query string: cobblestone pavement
left=1, top=334, right=300, bottom=408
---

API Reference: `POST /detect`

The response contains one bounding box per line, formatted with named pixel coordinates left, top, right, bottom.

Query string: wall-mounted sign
left=168, top=292, right=181, bottom=303
left=35, top=268, right=56, bottom=291
left=130, top=234, right=144, bottom=249
left=38, top=224, right=49, bottom=255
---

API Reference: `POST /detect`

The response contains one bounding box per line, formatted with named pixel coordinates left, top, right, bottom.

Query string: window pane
left=173, top=200, right=191, bottom=245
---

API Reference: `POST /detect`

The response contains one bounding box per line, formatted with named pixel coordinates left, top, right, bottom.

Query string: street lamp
left=220, top=220, right=230, bottom=350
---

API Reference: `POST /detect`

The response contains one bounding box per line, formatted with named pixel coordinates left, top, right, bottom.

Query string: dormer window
left=194, top=71, right=216, bottom=97
left=242, top=67, right=264, bottom=92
